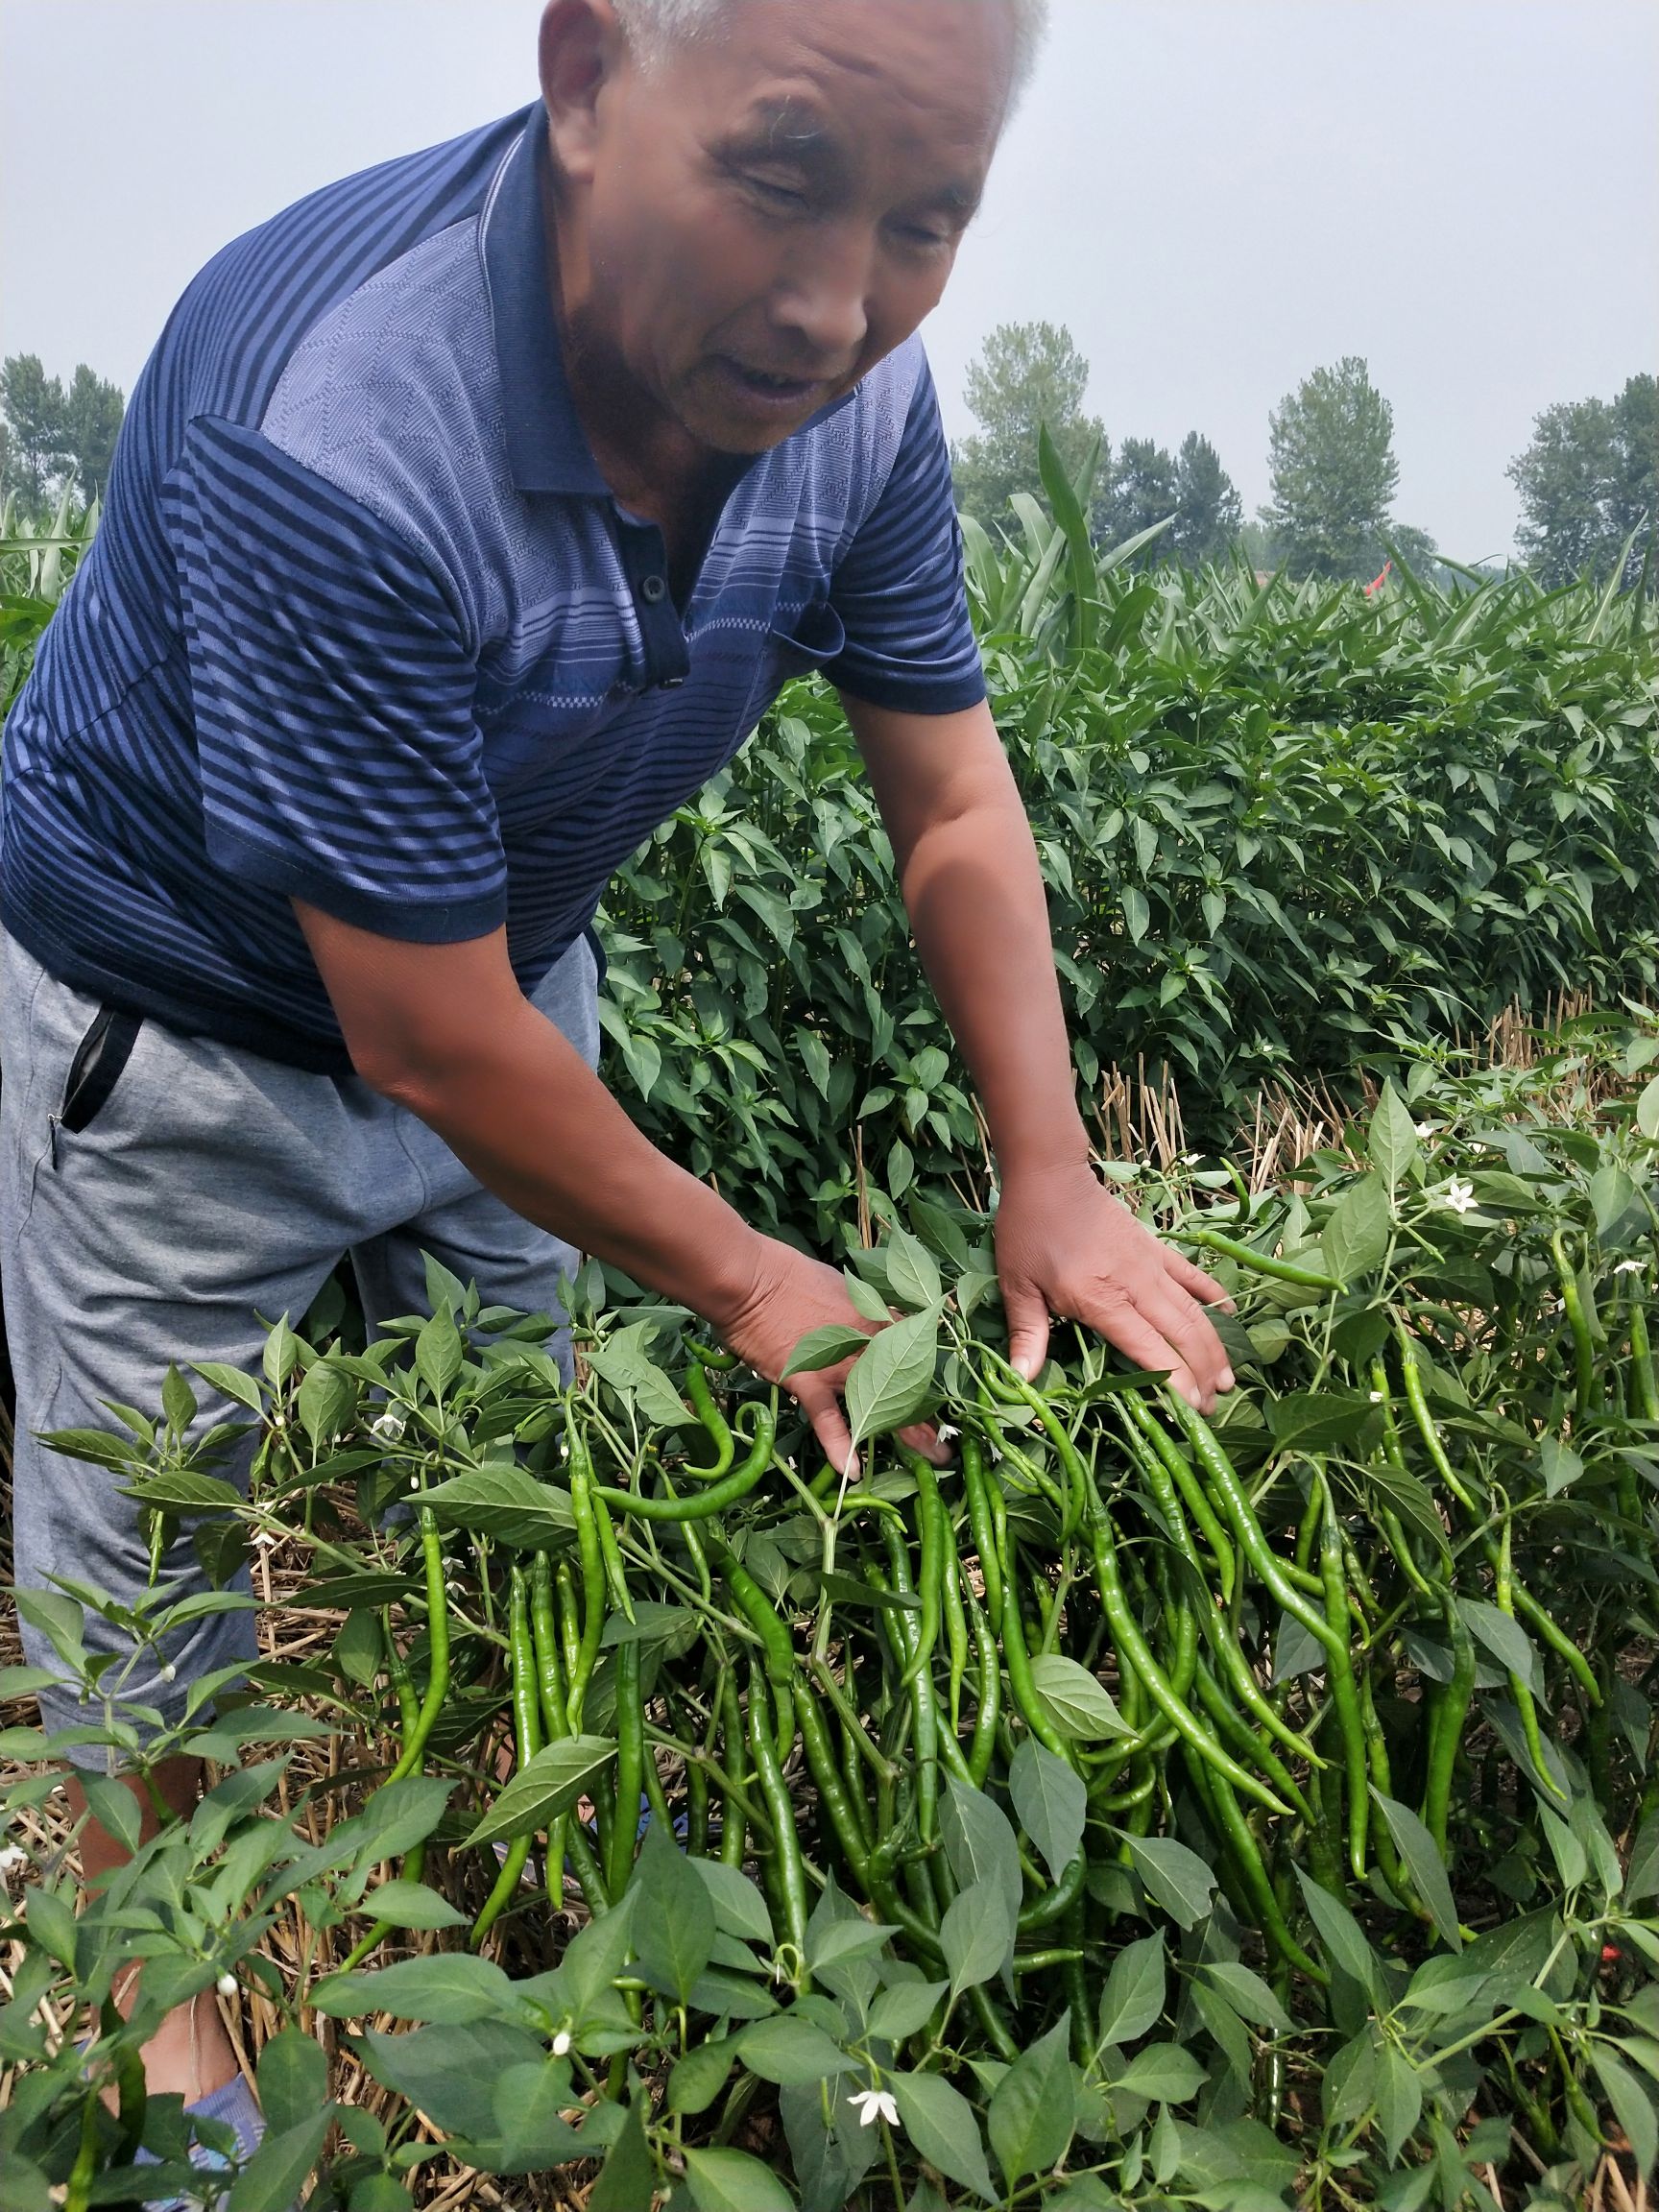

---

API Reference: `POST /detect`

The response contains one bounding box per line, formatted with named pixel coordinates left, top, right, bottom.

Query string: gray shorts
left=0, top=927, right=599, bottom=1765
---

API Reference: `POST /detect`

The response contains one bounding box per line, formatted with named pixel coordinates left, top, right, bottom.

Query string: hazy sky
left=4, top=0, right=1655, bottom=561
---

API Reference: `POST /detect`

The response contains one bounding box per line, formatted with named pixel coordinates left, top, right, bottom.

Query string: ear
left=539, top=0, right=628, bottom=186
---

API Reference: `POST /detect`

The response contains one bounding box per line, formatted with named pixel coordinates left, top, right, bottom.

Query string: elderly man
left=0, top=0, right=1231, bottom=2146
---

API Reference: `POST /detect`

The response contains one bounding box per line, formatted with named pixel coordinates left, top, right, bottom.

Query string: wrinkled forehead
left=635, top=0, right=1018, bottom=170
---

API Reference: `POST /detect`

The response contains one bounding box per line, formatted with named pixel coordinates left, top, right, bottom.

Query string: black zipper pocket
left=59, top=1004, right=143, bottom=1136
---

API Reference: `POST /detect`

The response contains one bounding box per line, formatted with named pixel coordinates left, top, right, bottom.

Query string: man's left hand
left=993, top=1160, right=1236, bottom=1413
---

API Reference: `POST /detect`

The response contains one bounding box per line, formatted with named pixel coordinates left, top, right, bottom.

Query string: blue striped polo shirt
left=0, top=102, right=984, bottom=1073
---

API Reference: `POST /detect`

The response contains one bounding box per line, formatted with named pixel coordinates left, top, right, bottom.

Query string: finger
left=1087, top=1295, right=1208, bottom=1411
left=1163, top=1248, right=1235, bottom=1312
left=790, top=1377, right=860, bottom=1482
left=1136, top=1285, right=1234, bottom=1403
left=898, top=1419, right=951, bottom=1466
left=1002, top=1277, right=1051, bottom=1382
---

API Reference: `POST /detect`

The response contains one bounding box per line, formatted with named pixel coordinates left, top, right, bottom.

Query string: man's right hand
left=294, top=904, right=942, bottom=1479
left=709, top=1238, right=949, bottom=1480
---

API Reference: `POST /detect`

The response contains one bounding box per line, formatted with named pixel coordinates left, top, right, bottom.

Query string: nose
left=774, top=223, right=872, bottom=371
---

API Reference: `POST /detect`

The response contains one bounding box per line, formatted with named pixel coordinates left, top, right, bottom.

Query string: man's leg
left=0, top=931, right=423, bottom=2099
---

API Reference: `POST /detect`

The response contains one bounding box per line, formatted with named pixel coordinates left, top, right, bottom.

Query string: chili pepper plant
left=6, top=1043, right=1659, bottom=2209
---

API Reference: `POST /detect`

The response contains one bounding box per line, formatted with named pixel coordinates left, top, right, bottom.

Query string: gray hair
left=611, top=0, right=1049, bottom=117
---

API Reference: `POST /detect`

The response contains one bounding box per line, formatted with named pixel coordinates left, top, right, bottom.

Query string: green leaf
left=892, top=2070, right=996, bottom=2201
left=1199, top=1960, right=1294, bottom=2033
left=255, top=2027, right=327, bottom=2139
left=1118, top=1832, right=1218, bottom=1930
left=736, top=2014, right=855, bottom=2086
left=844, top=1308, right=941, bottom=1450
left=1639, top=1075, right=1659, bottom=1142
left=418, top=1466, right=573, bottom=1551
left=867, top=1979, right=949, bottom=2041
left=227, top=2112, right=332, bottom=2212
left=80, top=1772, right=142, bottom=1856
left=783, top=1323, right=871, bottom=1376
left=1025, top=1653, right=1131, bottom=1741
left=883, top=1231, right=943, bottom=1312
left=486, top=2057, right=587, bottom=2171
left=192, top=1360, right=266, bottom=1414
left=1456, top=1597, right=1544, bottom=1699
left=1267, top=1390, right=1378, bottom=1455
left=312, top=1952, right=516, bottom=2023
left=684, top=2147, right=797, bottom=2212
left=1592, top=1163, right=1640, bottom=1238
left=1628, top=1812, right=1659, bottom=1905
left=1095, top=1933, right=1166, bottom=2049
left=1294, top=1868, right=1381, bottom=1992
left=1319, top=1172, right=1391, bottom=1284
left=1372, top=1790, right=1461, bottom=1949
left=1112, top=2042, right=1207, bottom=2105
left=942, top=1877, right=1017, bottom=1996
left=1008, top=1739, right=1086, bottom=1882
left=1368, top=1081, right=1420, bottom=1191
left=668, top=2036, right=737, bottom=2116
left=356, top=1880, right=468, bottom=1932
left=632, top=1817, right=717, bottom=2004
left=1375, top=2044, right=1423, bottom=2166
left=941, top=1775, right=1022, bottom=1930
left=467, top=1735, right=616, bottom=1850
left=588, top=1322, right=692, bottom=1430
left=988, top=2015, right=1074, bottom=2186
left=354, top=2021, right=547, bottom=2139
left=415, top=1306, right=464, bottom=1400
left=692, top=1859, right=775, bottom=1949
left=843, top=1271, right=892, bottom=1325
left=1590, top=2048, right=1658, bottom=2176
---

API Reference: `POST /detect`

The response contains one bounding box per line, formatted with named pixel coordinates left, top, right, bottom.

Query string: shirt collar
left=481, top=104, right=610, bottom=496
left=481, top=101, right=861, bottom=502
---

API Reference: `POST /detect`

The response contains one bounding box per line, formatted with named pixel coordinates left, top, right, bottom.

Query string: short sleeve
left=823, top=356, right=987, bottom=714
left=164, top=415, right=506, bottom=941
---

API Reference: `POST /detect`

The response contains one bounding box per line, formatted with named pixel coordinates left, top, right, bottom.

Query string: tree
left=1508, top=373, right=1657, bottom=590
left=1171, top=432, right=1243, bottom=567
left=0, top=354, right=126, bottom=521
left=0, top=355, right=70, bottom=514
left=1262, top=355, right=1400, bottom=581
left=950, top=321, right=1105, bottom=531
left=1092, top=436, right=1178, bottom=551
left=61, top=365, right=126, bottom=505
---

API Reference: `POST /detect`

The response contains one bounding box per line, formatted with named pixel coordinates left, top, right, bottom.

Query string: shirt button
left=639, top=574, right=667, bottom=605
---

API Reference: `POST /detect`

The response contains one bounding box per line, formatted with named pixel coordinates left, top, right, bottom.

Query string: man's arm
left=843, top=693, right=1234, bottom=1410
left=293, top=902, right=939, bottom=1473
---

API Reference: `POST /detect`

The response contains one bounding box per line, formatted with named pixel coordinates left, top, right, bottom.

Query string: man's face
left=548, top=0, right=1013, bottom=459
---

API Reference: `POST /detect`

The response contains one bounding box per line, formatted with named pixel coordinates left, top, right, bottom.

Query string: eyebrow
left=719, top=100, right=981, bottom=222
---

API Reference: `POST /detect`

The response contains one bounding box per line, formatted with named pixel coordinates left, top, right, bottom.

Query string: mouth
left=716, top=359, right=832, bottom=412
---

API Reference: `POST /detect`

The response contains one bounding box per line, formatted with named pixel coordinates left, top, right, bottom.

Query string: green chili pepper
left=473, top=1559, right=542, bottom=1944
left=898, top=1452, right=944, bottom=1693
left=565, top=1434, right=608, bottom=1733
left=594, top=1402, right=777, bottom=1521
left=1081, top=1489, right=1290, bottom=1817
left=1121, top=1391, right=1237, bottom=1602
left=1495, top=1504, right=1569, bottom=1805
left=938, top=1486, right=971, bottom=1737
left=603, top=1635, right=645, bottom=1900
left=1551, top=1228, right=1598, bottom=1416
left=966, top=1590, right=1001, bottom=1788
left=1630, top=1295, right=1659, bottom=1423
left=960, top=1433, right=1005, bottom=1632
left=1390, top=1329, right=1483, bottom=1516
left=1166, top=1396, right=1342, bottom=1656
left=682, top=1355, right=735, bottom=1479
left=747, top=1659, right=810, bottom=1974
left=1181, top=1223, right=1345, bottom=1293
left=1421, top=1592, right=1477, bottom=1857
left=1315, top=1475, right=1370, bottom=1881
left=385, top=1508, right=450, bottom=1785
left=718, top=1667, right=748, bottom=1868
left=998, top=1535, right=1074, bottom=1764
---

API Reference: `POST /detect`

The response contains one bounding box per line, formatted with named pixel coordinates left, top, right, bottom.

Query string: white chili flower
left=1413, top=1120, right=1439, bottom=1140
left=551, top=2030, right=572, bottom=2057
left=371, top=1410, right=406, bottom=1444
left=160, top=1663, right=177, bottom=1683
left=848, top=2087, right=899, bottom=2129
left=1368, top=1390, right=1383, bottom=1405
left=937, top=1423, right=959, bottom=1443
left=1440, top=1180, right=1478, bottom=1215
left=216, top=1973, right=237, bottom=2000
left=0, top=1845, right=28, bottom=1876
left=1615, top=1260, right=1646, bottom=1276
left=253, top=1528, right=279, bottom=1550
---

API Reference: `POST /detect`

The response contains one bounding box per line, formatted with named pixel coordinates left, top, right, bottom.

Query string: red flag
left=1364, top=559, right=1393, bottom=596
